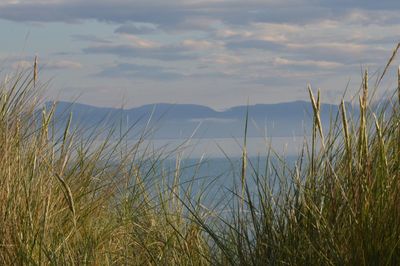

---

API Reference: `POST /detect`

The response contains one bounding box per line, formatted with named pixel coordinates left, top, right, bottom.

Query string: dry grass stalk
left=373, top=113, right=388, bottom=173
left=398, top=66, right=400, bottom=163
left=33, top=55, right=38, bottom=87
left=308, top=86, right=324, bottom=143
left=398, top=66, right=400, bottom=105
left=55, top=173, right=76, bottom=225
left=358, top=69, right=369, bottom=165
left=241, top=107, right=249, bottom=205
left=378, top=42, right=400, bottom=85
left=341, top=100, right=351, bottom=171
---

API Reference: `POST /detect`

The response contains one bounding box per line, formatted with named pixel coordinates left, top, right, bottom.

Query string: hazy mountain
left=45, top=100, right=355, bottom=139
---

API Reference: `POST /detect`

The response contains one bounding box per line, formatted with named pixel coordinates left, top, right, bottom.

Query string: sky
left=0, top=0, right=399, bottom=109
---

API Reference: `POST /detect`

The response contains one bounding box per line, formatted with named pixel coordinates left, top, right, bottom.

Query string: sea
left=123, top=136, right=304, bottom=209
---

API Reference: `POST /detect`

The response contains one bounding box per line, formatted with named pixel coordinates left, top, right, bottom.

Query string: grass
left=1, top=44, right=400, bottom=265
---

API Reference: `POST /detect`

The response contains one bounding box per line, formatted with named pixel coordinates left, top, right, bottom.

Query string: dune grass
left=0, top=70, right=210, bottom=265
left=1, top=45, right=400, bottom=265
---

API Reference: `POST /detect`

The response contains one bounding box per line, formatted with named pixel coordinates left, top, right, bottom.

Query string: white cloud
left=120, top=34, right=160, bottom=48
left=11, top=59, right=82, bottom=71
left=46, top=60, right=82, bottom=70
left=182, top=39, right=220, bottom=50
left=1, top=0, right=400, bottom=108
left=12, top=60, right=32, bottom=70
left=189, top=117, right=237, bottom=123
left=273, top=57, right=343, bottom=69
left=202, top=54, right=242, bottom=65
left=215, top=29, right=252, bottom=38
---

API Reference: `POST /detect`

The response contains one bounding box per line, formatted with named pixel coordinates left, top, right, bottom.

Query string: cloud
left=9, top=56, right=82, bottom=70
left=0, top=0, right=368, bottom=26
left=201, top=54, right=242, bottom=65
left=285, top=42, right=389, bottom=64
left=95, top=62, right=184, bottom=80
left=0, top=0, right=399, bottom=38
left=226, top=39, right=284, bottom=50
left=12, top=60, right=32, bottom=70
left=1, top=0, right=399, bottom=108
left=70, top=34, right=112, bottom=43
left=114, top=23, right=158, bottom=35
left=0, top=1, right=192, bottom=25
left=318, top=0, right=400, bottom=10
left=182, top=39, right=220, bottom=50
left=83, top=43, right=196, bottom=61
left=11, top=59, right=82, bottom=71
left=45, top=60, right=82, bottom=70
left=269, top=57, right=346, bottom=75
left=96, top=62, right=234, bottom=81
left=273, top=57, right=343, bottom=69
left=119, top=35, right=160, bottom=48
left=189, top=118, right=237, bottom=123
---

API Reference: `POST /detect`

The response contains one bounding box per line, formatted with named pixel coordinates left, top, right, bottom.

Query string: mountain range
left=46, top=100, right=355, bottom=139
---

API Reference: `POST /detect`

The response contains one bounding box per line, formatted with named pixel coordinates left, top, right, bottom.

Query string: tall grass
left=1, top=44, right=400, bottom=265
left=0, top=68, right=209, bottom=264
left=189, top=46, right=400, bottom=265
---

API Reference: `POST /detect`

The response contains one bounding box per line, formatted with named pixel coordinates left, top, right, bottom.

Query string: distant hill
left=44, top=100, right=355, bottom=139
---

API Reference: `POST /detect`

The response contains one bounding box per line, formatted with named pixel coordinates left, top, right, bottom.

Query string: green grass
left=1, top=44, right=400, bottom=265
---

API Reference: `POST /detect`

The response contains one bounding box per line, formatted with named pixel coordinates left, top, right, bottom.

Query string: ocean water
left=141, top=152, right=299, bottom=209
left=128, top=136, right=302, bottom=189
left=97, top=136, right=304, bottom=207
left=141, top=136, right=305, bottom=159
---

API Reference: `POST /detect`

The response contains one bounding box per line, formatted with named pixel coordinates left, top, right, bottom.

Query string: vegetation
left=1, top=45, right=400, bottom=265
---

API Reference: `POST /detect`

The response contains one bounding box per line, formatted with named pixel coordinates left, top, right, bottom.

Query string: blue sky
left=0, top=0, right=399, bottom=109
